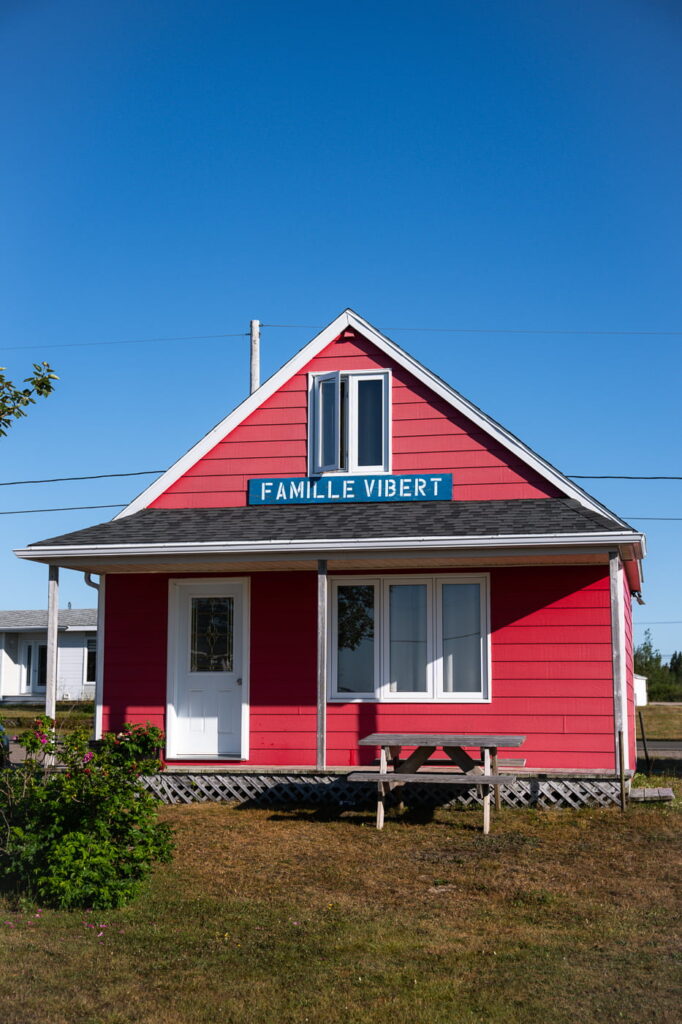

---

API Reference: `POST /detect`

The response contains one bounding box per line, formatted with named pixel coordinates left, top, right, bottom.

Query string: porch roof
left=14, top=500, right=645, bottom=588
left=26, top=498, right=631, bottom=549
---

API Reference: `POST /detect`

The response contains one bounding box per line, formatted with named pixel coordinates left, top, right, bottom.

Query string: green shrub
left=100, top=720, right=165, bottom=774
left=0, top=719, right=172, bottom=909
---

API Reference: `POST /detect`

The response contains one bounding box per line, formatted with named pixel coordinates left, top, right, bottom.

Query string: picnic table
left=348, top=733, right=526, bottom=833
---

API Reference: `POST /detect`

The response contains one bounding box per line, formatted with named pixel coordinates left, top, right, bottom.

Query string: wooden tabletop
left=358, top=733, right=526, bottom=748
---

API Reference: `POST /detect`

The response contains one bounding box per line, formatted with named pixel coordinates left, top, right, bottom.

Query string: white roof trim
left=15, top=530, right=646, bottom=561
left=116, top=308, right=627, bottom=525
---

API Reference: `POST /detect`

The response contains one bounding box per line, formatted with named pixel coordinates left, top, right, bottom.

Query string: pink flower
left=82, top=751, right=94, bottom=764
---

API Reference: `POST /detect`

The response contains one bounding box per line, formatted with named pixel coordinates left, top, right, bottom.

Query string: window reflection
left=389, top=584, right=428, bottom=692
left=337, top=585, right=375, bottom=692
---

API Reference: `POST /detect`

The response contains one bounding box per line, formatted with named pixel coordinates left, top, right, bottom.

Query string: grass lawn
left=0, top=782, right=680, bottom=1024
left=0, top=702, right=93, bottom=734
left=637, top=703, right=682, bottom=740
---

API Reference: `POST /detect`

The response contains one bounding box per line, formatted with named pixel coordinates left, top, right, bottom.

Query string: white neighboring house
left=634, top=673, right=648, bottom=707
left=0, top=609, right=97, bottom=704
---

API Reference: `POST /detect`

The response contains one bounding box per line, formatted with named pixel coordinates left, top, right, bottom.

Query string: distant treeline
left=634, top=630, right=682, bottom=702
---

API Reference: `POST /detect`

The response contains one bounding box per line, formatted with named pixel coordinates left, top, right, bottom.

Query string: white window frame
left=308, top=370, right=391, bottom=475
left=329, top=573, right=490, bottom=703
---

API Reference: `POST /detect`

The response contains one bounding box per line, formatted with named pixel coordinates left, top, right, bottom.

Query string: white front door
left=167, top=580, right=248, bottom=759
left=21, top=636, right=48, bottom=694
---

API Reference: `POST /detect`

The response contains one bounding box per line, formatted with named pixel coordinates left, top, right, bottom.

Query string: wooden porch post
left=316, top=559, right=328, bottom=770
left=46, top=565, right=59, bottom=722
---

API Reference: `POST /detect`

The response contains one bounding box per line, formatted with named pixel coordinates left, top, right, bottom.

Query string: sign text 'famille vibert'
left=248, top=473, right=453, bottom=505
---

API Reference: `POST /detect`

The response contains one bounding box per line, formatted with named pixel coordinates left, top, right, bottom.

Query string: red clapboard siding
left=151, top=328, right=559, bottom=508
left=102, top=564, right=616, bottom=772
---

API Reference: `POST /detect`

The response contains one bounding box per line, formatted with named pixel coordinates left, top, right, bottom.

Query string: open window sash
left=313, top=372, right=341, bottom=473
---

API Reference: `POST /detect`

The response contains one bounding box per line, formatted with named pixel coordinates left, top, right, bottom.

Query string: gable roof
left=116, top=309, right=628, bottom=526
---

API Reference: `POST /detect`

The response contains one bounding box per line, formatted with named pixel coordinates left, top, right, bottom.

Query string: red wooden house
left=16, top=310, right=645, bottom=785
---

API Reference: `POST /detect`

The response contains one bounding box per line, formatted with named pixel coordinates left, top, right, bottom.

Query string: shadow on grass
left=636, top=756, right=682, bottom=778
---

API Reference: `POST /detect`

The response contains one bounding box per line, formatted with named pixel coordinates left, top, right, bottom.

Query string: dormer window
left=309, top=370, right=391, bottom=475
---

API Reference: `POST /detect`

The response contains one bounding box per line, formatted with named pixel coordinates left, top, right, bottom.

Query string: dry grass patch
left=637, top=703, right=682, bottom=740
left=0, top=793, right=680, bottom=1024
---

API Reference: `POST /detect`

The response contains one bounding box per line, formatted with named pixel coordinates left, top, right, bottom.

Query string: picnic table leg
left=490, top=746, right=501, bottom=812
left=376, top=747, right=388, bottom=829
left=389, top=745, right=405, bottom=813
left=482, top=747, right=491, bottom=835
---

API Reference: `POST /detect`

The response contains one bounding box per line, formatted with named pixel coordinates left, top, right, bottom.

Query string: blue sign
left=248, top=473, right=453, bottom=505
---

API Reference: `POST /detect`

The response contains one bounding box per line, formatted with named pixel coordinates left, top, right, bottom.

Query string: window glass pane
left=442, top=584, right=482, bottom=693
left=319, top=378, right=338, bottom=468
left=191, top=597, right=233, bottom=672
left=337, top=585, right=375, bottom=693
left=86, top=639, right=97, bottom=683
left=389, top=585, right=427, bottom=692
left=37, top=645, right=47, bottom=688
left=357, top=378, right=383, bottom=467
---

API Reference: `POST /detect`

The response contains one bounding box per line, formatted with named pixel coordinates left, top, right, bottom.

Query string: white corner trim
left=114, top=308, right=627, bottom=526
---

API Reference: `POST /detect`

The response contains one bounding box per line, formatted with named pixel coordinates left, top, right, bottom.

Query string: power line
left=0, top=470, right=165, bottom=487
left=634, top=621, right=682, bottom=625
left=0, top=504, right=126, bottom=515
left=262, top=323, right=682, bottom=337
left=4, top=322, right=682, bottom=354
left=384, top=327, right=682, bottom=337
left=0, top=332, right=247, bottom=353
left=624, top=517, right=682, bottom=521
left=569, top=475, right=682, bottom=481
left=1, top=469, right=681, bottom=488
left=1, top=504, right=681, bottom=519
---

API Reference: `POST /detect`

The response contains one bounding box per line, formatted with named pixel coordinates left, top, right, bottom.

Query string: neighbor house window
left=330, top=575, right=489, bottom=702
left=86, top=638, right=97, bottom=683
left=309, top=370, right=390, bottom=474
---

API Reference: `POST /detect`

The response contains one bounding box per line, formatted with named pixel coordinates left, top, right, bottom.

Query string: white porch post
left=316, top=559, right=328, bottom=770
left=46, top=565, right=59, bottom=721
left=609, top=550, right=627, bottom=810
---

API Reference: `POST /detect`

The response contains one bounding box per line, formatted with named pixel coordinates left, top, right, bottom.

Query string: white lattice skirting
left=140, top=772, right=624, bottom=809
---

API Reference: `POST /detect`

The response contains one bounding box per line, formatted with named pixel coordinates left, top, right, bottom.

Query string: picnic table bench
left=347, top=733, right=526, bottom=833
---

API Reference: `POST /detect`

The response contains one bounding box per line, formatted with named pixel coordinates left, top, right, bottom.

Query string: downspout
left=84, top=572, right=105, bottom=740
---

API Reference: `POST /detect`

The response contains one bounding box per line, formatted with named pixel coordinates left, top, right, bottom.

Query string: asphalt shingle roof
left=0, top=609, right=97, bottom=630
left=28, top=499, right=630, bottom=550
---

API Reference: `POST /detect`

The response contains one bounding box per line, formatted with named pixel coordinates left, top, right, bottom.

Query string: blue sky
left=1, top=0, right=680, bottom=659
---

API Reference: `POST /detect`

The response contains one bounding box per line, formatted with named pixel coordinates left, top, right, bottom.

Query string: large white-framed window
left=309, top=370, right=391, bottom=475
left=330, top=574, right=490, bottom=702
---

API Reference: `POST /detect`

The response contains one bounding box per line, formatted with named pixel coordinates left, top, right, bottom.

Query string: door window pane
left=337, top=585, right=375, bottom=693
left=191, top=597, right=233, bottom=672
left=357, top=378, right=383, bottom=467
left=389, top=584, right=427, bottom=692
left=442, top=584, right=482, bottom=693
left=319, top=377, right=338, bottom=468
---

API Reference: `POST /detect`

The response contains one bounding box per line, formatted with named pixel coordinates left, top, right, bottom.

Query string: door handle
left=236, top=677, right=243, bottom=686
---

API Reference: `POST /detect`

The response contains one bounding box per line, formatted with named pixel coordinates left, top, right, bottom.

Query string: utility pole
left=250, top=319, right=260, bottom=394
